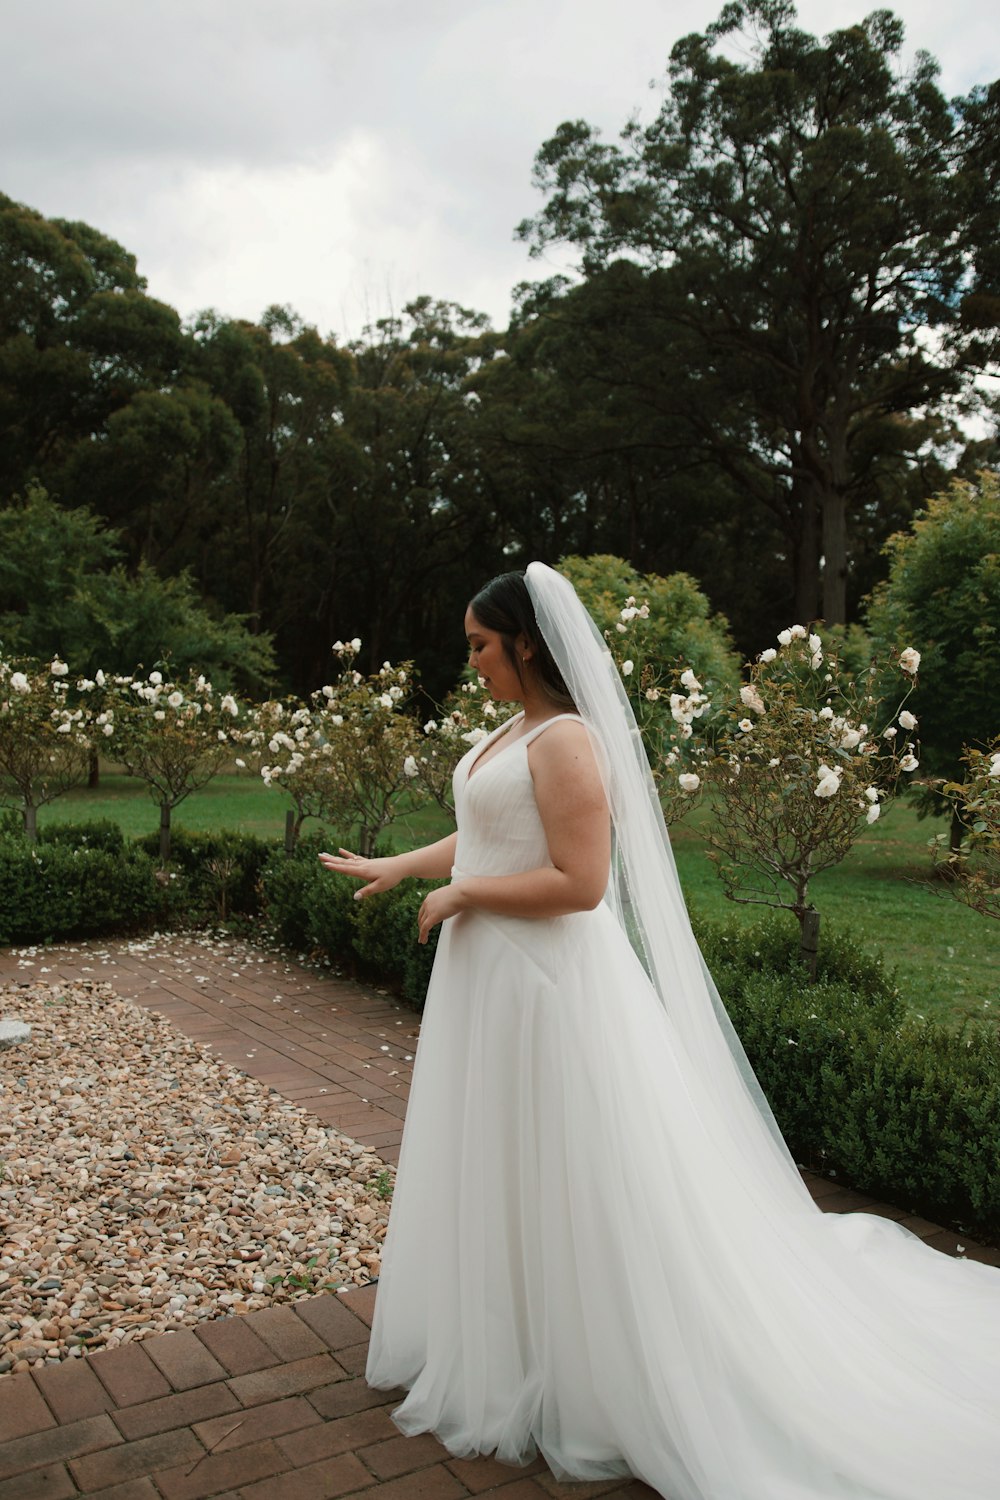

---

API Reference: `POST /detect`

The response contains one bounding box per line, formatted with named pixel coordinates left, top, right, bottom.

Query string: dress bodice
left=451, top=713, right=583, bottom=879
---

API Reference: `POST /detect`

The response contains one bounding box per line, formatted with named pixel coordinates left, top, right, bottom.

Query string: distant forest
left=1, top=3, right=997, bottom=697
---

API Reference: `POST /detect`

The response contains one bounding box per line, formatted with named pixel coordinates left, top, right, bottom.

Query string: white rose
left=759, top=648, right=777, bottom=664
left=866, top=803, right=881, bottom=824
left=898, top=647, right=921, bottom=675
left=678, top=773, right=700, bottom=793
left=622, top=660, right=634, bottom=677
left=740, top=684, right=765, bottom=715
left=462, top=727, right=488, bottom=746
left=768, top=757, right=780, bottom=768
left=102, top=722, right=114, bottom=736
left=95, top=669, right=105, bottom=687
left=680, top=669, right=702, bottom=692
left=50, top=658, right=68, bottom=677
left=839, top=728, right=862, bottom=750
left=810, top=652, right=823, bottom=670
left=818, top=706, right=834, bottom=720
left=815, top=764, right=842, bottom=798
left=167, top=691, right=184, bottom=709
left=899, top=752, right=919, bottom=772
left=235, top=757, right=246, bottom=769
left=898, top=710, right=917, bottom=731
left=989, top=753, right=1000, bottom=778
left=882, top=726, right=897, bottom=740
left=351, top=637, right=362, bottom=652
left=808, top=633, right=822, bottom=654
left=379, top=693, right=394, bottom=709
left=614, top=621, right=628, bottom=634
left=738, top=718, right=754, bottom=733
left=149, top=670, right=162, bottom=686
left=331, top=714, right=343, bottom=726
left=9, top=672, right=29, bottom=694
left=153, top=710, right=166, bottom=721
left=789, top=625, right=807, bottom=640
left=645, top=688, right=661, bottom=702
left=777, top=629, right=792, bottom=647
left=56, top=721, right=71, bottom=733
left=221, top=694, right=239, bottom=716
left=864, top=786, right=880, bottom=802
left=423, top=719, right=438, bottom=733
left=403, top=755, right=419, bottom=778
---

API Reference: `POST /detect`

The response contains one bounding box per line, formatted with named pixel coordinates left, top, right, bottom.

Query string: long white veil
left=525, top=560, right=810, bottom=1201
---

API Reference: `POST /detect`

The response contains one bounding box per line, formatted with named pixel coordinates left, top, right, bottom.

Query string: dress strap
left=518, top=713, right=585, bottom=748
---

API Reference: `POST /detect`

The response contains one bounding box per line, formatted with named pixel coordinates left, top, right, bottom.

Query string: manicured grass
left=37, top=775, right=997, bottom=1023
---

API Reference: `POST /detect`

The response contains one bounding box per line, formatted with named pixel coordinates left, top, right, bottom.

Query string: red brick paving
left=2, top=932, right=998, bottom=1497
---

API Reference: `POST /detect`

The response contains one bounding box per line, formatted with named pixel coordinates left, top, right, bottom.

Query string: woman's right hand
left=318, top=848, right=405, bottom=901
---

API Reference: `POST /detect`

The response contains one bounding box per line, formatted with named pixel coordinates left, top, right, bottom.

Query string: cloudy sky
left=3, top=0, right=998, bottom=341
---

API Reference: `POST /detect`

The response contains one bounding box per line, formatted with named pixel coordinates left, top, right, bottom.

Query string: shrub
left=138, top=828, right=274, bottom=921
left=701, top=914, right=1000, bottom=1239
left=37, top=819, right=127, bottom=854
left=0, top=835, right=160, bottom=944
left=260, top=842, right=440, bottom=1005
left=353, top=879, right=442, bottom=1006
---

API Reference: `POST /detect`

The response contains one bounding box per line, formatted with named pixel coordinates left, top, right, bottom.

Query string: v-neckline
left=465, top=712, right=526, bottom=784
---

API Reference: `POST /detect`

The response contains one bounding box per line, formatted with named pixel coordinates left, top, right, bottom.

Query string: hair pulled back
left=468, top=571, right=574, bottom=709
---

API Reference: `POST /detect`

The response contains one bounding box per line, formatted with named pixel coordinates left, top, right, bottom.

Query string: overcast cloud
left=3, top=0, right=998, bottom=340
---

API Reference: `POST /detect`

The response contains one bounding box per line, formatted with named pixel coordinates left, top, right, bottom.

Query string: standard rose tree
left=0, top=656, right=93, bottom=839
left=695, top=627, right=921, bottom=974
left=106, top=669, right=240, bottom=860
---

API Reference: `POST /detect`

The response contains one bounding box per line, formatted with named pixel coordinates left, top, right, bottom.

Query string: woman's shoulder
left=526, top=715, right=601, bottom=774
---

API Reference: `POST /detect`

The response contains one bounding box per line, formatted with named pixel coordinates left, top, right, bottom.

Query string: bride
left=320, top=563, right=1000, bottom=1500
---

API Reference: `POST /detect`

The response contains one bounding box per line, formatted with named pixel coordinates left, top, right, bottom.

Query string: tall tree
left=0, top=193, right=186, bottom=499
left=518, top=2, right=1000, bottom=625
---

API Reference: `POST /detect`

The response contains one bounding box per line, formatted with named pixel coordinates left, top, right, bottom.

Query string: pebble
left=0, top=977, right=394, bottom=1374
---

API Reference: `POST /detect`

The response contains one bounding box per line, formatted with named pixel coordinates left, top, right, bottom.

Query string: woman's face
left=464, top=608, right=525, bottom=702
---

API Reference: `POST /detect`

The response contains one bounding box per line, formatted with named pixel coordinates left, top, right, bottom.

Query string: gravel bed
left=0, top=977, right=394, bottom=1377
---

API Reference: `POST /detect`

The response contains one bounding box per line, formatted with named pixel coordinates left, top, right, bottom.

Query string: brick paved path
left=1, top=933, right=997, bottom=1498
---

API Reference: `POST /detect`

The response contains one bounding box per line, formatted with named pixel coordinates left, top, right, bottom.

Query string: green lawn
left=37, top=775, right=997, bottom=1024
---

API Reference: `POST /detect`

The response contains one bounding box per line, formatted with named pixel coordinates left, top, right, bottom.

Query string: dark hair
left=468, top=571, right=574, bottom=708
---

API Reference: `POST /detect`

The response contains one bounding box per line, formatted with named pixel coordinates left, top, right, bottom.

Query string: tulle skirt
left=366, top=903, right=1000, bottom=1500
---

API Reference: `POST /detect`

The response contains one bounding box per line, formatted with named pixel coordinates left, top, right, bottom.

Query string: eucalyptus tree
left=519, top=1, right=1000, bottom=625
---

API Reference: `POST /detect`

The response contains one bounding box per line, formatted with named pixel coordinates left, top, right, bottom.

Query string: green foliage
left=559, top=554, right=739, bottom=693
left=353, top=878, right=442, bottom=1007
left=519, top=5, right=999, bottom=627
left=136, top=828, right=274, bottom=922
left=260, top=842, right=440, bottom=1006
left=36, top=818, right=126, bottom=854
left=0, top=484, right=274, bottom=690
left=701, top=915, right=1000, bottom=1238
left=867, top=472, right=1000, bottom=791
left=0, top=834, right=160, bottom=944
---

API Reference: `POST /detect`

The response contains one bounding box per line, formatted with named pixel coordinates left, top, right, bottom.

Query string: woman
left=320, top=564, right=1000, bottom=1500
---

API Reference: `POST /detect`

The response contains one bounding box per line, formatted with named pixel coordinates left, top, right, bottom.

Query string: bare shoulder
left=527, top=718, right=603, bottom=788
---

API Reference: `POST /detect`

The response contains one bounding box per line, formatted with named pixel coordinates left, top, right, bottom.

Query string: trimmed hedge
left=699, top=915, right=1000, bottom=1241
left=259, top=840, right=440, bottom=1006
left=0, top=833, right=161, bottom=944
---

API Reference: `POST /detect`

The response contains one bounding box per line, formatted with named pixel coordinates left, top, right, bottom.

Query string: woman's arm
left=319, top=832, right=457, bottom=899
left=417, top=721, right=609, bottom=942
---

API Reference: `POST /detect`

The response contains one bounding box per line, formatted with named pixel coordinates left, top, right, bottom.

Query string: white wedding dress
left=366, top=712, right=1000, bottom=1500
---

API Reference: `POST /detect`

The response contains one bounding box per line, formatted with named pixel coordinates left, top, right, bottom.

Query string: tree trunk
left=794, top=489, right=821, bottom=624
left=821, top=488, right=848, bottom=625
left=827, top=489, right=851, bottom=624
left=88, top=750, right=100, bottom=790
left=285, top=808, right=296, bottom=855
left=24, top=803, right=38, bottom=844
left=798, top=907, right=820, bottom=981
left=159, top=803, right=172, bottom=864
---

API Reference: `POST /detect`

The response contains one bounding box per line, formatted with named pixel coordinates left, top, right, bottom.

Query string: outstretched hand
left=318, top=848, right=404, bottom=901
